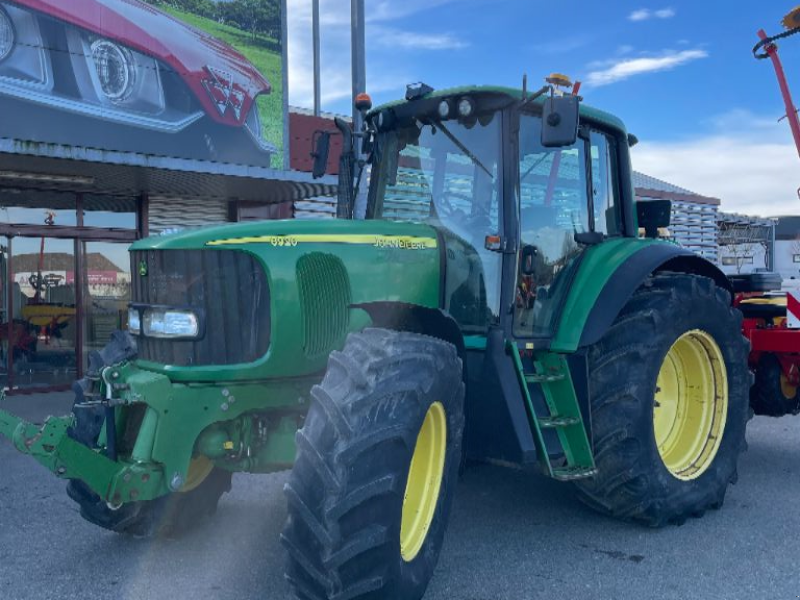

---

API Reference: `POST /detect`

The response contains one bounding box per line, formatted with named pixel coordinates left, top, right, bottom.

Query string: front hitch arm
left=0, top=407, right=139, bottom=502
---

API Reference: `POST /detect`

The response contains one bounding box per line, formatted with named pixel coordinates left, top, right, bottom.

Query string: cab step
left=539, top=416, right=580, bottom=428
left=507, top=341, right=596, bottom=481
left=552, top=466, right=598, bottom=481
left=525, top=373, right=565, bottom=384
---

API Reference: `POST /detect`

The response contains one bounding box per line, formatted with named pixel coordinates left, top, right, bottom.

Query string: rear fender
left=577, top=244, right=732, bottom=349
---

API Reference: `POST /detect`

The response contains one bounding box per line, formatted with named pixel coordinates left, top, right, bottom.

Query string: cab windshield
left=366, top=111, right=503, bottom=321
left=366, top=112, right=501, bottom=242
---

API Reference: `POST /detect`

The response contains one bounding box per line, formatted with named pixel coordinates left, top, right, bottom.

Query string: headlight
left=0, top=8, right=14, bottom=62
left=128, top=307, right=141, bottom=334
left=91, top=40, right=135, bottom=103
left=0, top=4, right=49, bottom=88
left=457, top=97, right=475, bottom=118
left=143, top=309, right=200, bottom=339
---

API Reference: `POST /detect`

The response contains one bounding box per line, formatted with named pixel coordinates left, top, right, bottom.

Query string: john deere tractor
left=0, top=78, right=750, bottom=600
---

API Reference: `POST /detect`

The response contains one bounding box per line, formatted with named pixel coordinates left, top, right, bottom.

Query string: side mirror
left=520, top=244, right=539, bottom=275
left=637, top=200, right=671, bottom=238
left=311, top=131, right=331, bottom=179
left=541, top=95, right=579, bottom=148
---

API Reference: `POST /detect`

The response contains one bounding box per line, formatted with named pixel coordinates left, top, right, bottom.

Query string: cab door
left=513, top=114, right=621, bottom=341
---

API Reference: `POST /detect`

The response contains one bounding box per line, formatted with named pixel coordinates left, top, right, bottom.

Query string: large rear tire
left=282, top=328, right=465, bottom=600
left=66, top=331, right=232, bottom=537
left=574, top=274, right=750, bottom=526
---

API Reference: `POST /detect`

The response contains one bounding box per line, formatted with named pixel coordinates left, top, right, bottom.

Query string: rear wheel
left=282, top=328, right=464, bottom=600
left=575, top=274, right=750, bottom=526
left=751, top=353, right=800, bottom=416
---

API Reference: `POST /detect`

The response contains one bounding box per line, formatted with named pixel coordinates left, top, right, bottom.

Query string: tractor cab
left=334, top=80, right=638, bottom=345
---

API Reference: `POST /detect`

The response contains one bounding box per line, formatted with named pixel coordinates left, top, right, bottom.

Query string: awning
left=0, top=139, right=337, bottom=203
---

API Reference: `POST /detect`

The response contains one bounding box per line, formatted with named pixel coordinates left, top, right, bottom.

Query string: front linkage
left=0, top=357, right=310, bottom=508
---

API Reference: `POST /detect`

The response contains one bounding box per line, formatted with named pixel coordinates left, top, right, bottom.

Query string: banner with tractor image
left=0, top=0, right=286, bottom=170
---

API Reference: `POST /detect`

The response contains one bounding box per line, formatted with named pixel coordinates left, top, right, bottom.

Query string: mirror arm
left=517, top=85, right=550, bottom=110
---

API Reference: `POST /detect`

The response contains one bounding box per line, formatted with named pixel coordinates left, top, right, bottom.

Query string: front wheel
left=575, top=274, right=751, bottom=526
left=282, top=328, right=465, bottom=600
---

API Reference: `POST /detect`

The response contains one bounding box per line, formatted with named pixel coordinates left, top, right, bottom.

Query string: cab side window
left=590, top=130, right=621, bottom=236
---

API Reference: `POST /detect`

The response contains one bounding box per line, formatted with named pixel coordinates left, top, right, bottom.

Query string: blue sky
left=288, top=1, right=800, bottom=216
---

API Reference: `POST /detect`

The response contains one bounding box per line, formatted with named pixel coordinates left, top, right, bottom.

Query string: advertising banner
left=0, top=0, right=286, bottom=169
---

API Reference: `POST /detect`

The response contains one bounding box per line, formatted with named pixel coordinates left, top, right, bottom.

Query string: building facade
left=633, top=171, right=721, bottom=262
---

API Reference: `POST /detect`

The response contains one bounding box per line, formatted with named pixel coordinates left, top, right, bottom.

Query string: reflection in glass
left=10, top=237, right=77, bottom=388
left=82, top=241, right=131, bottom=369
left=514, top=114, right=589, bottom=338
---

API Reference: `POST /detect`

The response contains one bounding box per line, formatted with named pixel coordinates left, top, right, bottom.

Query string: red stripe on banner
left=788, top=291, right=800, bottom=321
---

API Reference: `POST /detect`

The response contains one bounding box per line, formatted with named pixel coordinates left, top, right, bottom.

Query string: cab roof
left=371, top=84, right=628, bottom=135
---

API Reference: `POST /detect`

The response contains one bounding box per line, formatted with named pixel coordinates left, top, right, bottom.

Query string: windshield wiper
left=435, top=120, right=493, bottom=177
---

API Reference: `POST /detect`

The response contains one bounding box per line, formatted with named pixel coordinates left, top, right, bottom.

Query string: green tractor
left=0, top=78, right=750, bottom=600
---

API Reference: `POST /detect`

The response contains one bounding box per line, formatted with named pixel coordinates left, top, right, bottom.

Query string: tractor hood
left=130, top=219, right=444, bottom=382
left=15, top=0, right=270, bottom=127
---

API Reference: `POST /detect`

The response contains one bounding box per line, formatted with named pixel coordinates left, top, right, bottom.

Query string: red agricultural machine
left=742, top=7, right=800, bottom=416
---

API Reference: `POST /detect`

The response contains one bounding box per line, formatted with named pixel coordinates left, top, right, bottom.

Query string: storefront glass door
left=0, top=189, right=139, bottom=392
left=9, top=236, right=77, bottom=389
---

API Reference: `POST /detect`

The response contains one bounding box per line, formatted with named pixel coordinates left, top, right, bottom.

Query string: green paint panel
left=463, top=335, right=487, bottom=350
left=551, top=238, right=663, bottom=353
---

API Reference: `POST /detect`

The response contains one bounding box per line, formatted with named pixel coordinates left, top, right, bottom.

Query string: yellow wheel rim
left=180, top=456, right=214, bottom=493
left=653, top=330, right=728, bottom=481
left=400, top=402, right=447, bottom=562
left=780, top=372, right=798, bottom=400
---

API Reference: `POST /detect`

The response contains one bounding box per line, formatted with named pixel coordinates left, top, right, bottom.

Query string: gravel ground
left=2, top=393, right=800, bottom=600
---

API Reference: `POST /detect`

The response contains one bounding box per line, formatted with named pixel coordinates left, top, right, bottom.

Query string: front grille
left=297, top=252, right=351, bottom=357
left=131, top=249, right=270, bottom=366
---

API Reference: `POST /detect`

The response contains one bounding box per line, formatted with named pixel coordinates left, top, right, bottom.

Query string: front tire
left=575, top=274, right=750, bottom=526
left=282, top=328, right=465, bottom=600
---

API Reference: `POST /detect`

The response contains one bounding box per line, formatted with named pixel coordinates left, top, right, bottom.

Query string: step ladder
left=507, top=341, right=597, bottom=481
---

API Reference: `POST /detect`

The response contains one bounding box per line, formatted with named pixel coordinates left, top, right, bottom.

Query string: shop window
left=9, top=236, right=77, bottom=389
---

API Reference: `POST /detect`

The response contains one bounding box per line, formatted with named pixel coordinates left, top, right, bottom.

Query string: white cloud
left=374, top=28, right=468, bottom=50
left=629, top=7, right=676, bottom=21
left=633, top=110, right=800, bottom=217
left=368, top=0, right=461, bottom=23
left=585, top=49, right=708, bottom=86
